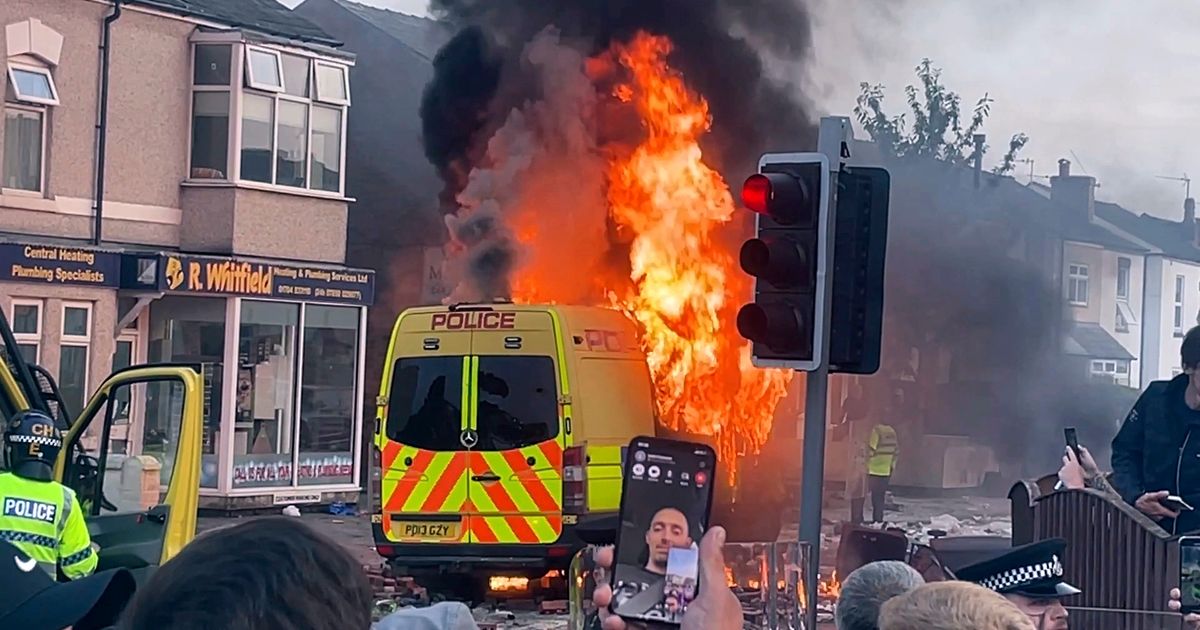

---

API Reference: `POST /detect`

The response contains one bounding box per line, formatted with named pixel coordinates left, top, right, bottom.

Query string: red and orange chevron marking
left=380, top=441, right=565, bottom=545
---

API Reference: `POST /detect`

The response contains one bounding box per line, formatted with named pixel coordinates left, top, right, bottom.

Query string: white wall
left=1143, top=255, right=1200, bottom=383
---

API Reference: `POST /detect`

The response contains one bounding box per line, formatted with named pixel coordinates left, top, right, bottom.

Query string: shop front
left=124, top=252, right=375, bottom=510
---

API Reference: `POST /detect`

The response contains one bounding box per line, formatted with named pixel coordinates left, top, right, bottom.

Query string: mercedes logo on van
left=460, top=430, right=478, bottom=448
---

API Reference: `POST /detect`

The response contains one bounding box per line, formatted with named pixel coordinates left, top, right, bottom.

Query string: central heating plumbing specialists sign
left=0, top=243, right=120, bottom=287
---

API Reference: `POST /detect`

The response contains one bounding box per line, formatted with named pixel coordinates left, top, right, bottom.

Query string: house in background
left=1032, top=159, right=1149, bottom=388
left=1097, top=196, right=1200, bottom=384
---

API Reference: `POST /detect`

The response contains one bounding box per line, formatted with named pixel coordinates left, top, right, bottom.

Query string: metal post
left=800, top=116, right=850, bottom=629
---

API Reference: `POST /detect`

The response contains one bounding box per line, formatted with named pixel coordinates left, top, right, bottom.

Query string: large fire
left=512, top=32, right=793, bottom=468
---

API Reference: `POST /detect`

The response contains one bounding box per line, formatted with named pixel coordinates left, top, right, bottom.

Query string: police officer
left=955, top=538, right=1079, bottom=630
left=0, top=410, right=96, bottom=579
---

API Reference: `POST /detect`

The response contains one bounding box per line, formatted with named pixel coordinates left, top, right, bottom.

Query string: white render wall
left=1142, top=255, right=1200, bottom=384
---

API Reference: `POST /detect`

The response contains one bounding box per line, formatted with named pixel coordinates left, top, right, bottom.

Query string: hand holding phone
left=1167, top=496, right=1196, bottom=512
left=609, top=436, right=716, bottom=626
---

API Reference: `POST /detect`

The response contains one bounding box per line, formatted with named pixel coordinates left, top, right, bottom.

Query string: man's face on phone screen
left=645, top=507, right=691, bottom=573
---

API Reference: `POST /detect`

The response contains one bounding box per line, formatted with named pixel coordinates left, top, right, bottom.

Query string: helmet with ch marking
left=4, top=410, right=62, bottom=481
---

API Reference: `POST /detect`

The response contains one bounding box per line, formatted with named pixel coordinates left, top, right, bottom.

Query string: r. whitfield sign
left=0, top=243, right=120, bottom=287
left=161, top=255, right=374, bottom=305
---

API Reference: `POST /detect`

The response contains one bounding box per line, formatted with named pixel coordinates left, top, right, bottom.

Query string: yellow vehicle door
left=54, top=365, right=203, bottom=578
left=377, top=311, right=470, bottom=545
left=467, top=310, right=565, bottom=544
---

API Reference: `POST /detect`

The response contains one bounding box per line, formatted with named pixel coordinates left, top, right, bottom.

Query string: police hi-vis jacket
left=0, top=472, right=96, bottom=579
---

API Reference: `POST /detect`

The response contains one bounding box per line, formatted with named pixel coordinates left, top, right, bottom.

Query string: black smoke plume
left=420, top=0, right=816, bottom=210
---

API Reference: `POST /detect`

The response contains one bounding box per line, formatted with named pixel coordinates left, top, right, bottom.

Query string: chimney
left=1188, top=198, right=1200, bottom=248
left=1050, top=158, right=1096, bottom=223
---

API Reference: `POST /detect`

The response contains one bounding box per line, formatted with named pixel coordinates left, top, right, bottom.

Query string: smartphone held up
left=609, top=436, right=717, bottom=626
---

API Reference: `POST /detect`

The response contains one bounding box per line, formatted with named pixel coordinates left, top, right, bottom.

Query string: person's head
left=835, top=560, right=926, bottom=630
left=644, top=507, right=692, bottom=572
left=120, top=517, right=373, bottom=630
left=0, top=540, right=134, bottom=630
left=878, top=582, right=1036, bottom=630
left=1183, top=325, right=1200, bottom=389
left=953, top=538, right=1078, bottom=630
left=5, top=410, right=62, bottom=481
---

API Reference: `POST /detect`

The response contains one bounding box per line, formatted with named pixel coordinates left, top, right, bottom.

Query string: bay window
left=188, top=41, right=349, bottom=194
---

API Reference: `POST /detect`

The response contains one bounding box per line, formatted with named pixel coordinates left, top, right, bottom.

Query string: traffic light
left=827, top=166, right=890, bottom=374
left=736, top=153, right=830, bottom=370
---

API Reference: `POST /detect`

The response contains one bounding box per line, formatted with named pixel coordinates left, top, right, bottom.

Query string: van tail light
left=563, top=444, right=587, bottom=515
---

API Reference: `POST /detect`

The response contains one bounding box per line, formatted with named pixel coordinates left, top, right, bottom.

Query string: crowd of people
left=8, top=327, right=1200, bottom=630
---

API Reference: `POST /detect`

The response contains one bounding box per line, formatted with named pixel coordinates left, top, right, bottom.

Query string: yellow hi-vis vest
left=0, top=472, right=97, bottom=579
left=867, top=424, right=898, bottom=477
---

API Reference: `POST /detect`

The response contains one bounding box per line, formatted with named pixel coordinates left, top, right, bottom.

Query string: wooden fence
left=1010, top=476, right=1182, bottom=629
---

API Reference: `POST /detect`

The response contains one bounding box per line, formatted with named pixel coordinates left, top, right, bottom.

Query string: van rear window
left=386, top=356, right=465, bottom=451
left=476, top=356, right=559, bottom=451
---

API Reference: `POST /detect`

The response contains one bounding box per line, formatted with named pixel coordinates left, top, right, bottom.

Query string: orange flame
left=818, top=571, right=842, bottom=600
left=511, top=31, right=793, bottom=470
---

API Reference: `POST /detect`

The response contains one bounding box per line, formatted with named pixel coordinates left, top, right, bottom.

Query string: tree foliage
left=854, top=59, right=1028, bottom=175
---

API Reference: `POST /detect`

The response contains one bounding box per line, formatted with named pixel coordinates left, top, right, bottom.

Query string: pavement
left=196, top=490, right=1012, bottom=629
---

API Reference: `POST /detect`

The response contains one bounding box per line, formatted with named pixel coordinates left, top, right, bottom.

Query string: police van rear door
left=55, top=365, right=203, bottom=580
left=467, top=308, right=565, bottom=545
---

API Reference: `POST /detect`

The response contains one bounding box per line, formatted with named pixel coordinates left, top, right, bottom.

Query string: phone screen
left=1064, top=427, right=1080, bottom=457
left=1182, top=538, right=1200, bottom=613
left=610, top=436, right=716, bottom=625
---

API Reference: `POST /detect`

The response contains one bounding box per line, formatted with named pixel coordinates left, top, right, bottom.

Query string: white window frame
left=1116, top=256, right=1131, bottom=302
left=3, top=102, right=49, bottom=195
left=1067, top=264, right=1089, bottom=306
left=244, top=46, right=285, bottom=94
left=188, top=41, right=236, bottom=181
left=59, top=302, right=92, bottom=421
left=6, top=62, right=59, bottom=106
left=313, top=60, right=350, bottom=106
left=1176, top=274, right=1186, bottom=335
left=10, top=298, right=42, bottom=363
left=188, top=40, right=349, bottom=196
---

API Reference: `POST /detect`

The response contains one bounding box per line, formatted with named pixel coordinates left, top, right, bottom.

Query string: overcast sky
left=289, top=0, right=1200, bottom=219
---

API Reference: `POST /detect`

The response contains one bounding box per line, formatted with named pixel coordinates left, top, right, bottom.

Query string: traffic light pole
left=799, top=116, right=851, bottom=629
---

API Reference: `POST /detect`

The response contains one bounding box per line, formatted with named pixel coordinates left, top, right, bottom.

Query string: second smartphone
left=608, top=436, right=717, bottom=626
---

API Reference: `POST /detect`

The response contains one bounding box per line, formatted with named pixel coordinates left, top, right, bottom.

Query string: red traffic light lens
left=741, top=174, right=771, bottom=214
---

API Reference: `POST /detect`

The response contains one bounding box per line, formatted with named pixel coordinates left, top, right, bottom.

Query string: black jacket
left=1111, top=374, right=1200, bottom=533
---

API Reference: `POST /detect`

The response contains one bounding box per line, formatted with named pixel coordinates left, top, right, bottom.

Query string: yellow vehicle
left=372, top=303, right=656, bottom=597
left=0, top=309, right=203, bottom=582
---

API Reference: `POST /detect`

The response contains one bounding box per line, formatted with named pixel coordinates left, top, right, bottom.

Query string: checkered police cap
left=6, top=433, right=62, bottom=449
left=977, top=554, right=1064, bottom=592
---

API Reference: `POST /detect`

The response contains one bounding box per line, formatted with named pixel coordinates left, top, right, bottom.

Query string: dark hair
left=120, top=517, right=373, bottom=630
left=1184, top=326, right=1200, bottom=370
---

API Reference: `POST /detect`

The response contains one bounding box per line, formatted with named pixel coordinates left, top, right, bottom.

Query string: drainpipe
left=92, top=0, right=122, bottom=246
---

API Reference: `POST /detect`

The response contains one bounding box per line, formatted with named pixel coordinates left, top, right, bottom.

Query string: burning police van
left=371, top=302, right=657, bottom=600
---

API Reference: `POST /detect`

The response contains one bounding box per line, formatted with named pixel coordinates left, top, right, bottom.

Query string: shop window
left=109, top=337, right=136, bottom=455
left=297, top=305, right=359, bottom=486
left=3, top=105, right=45, bottom=192
left=475, top=356, right=559, bottom=451
left=149, top=296, right=226, bottom=488
left=387, top=355, right=465, bottom=451
left=58, top=302, right=91, bottom=417
left=233, top=300, right=299, bottom=489
left=10, top=299, right=41, bottom=363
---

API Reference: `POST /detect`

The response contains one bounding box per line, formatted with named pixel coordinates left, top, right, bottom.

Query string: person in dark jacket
left=1111, top=325, right=1200, bottom=534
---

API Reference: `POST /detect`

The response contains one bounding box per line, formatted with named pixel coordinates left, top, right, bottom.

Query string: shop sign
left=272, top=491, right=322, bottom=505
left=232, top=452, right=355, bottom=488
left=154, top=254, right=374, bottom=305
left=0, top=243, right=120, bottom=287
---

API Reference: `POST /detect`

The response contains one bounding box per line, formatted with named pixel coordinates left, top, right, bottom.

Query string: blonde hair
left=878, top=582, right=1036, bottom=630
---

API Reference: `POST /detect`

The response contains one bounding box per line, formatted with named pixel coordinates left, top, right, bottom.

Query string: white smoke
left=442, top=27, right=609, bottom=304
